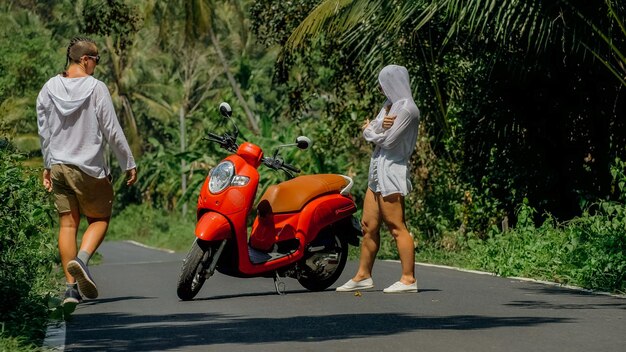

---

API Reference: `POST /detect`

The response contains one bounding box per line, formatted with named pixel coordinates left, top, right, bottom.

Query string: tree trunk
left=180, top=105, right=187, bottom=215
left=105, top=37, right=141, bottom=157
left=208, top=27, right=260, bottom=134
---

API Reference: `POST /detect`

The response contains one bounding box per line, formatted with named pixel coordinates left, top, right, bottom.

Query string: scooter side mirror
left=219, top=102, right=232, bottom=118
left=295, top=136, right=312, bottom=150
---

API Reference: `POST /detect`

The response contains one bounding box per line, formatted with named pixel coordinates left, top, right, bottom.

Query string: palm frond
left=581, top=42, right=626, bottom=87
left=566, top=0, right=626, bottom=85
left=185, top=0, right=214, bottom=41
left=133, top=92, right=176, bottom=122
left=606, top=0, right=626, bottom=38
left=285, top=0, right=387, bottom=52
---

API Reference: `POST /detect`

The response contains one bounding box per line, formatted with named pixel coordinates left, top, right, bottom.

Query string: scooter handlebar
left=281, top=163, right=300, bottom=174
left=262, top=157, right=300, bottom=174
left=206, top=132, right=238, bottom=152
left=206, top=132, right=225, bottom=143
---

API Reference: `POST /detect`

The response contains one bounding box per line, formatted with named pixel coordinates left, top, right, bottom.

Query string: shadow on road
left=80, top=296, right=154, bottom=306
left=508, top=286, right=626, bottom=310
left=506, top=300, right=626, bottom=310
left=194, top=288, right=441, bottom=301
left=66, top=311, right=570, bottom=351
left=194, top=289, right=311, bottom=301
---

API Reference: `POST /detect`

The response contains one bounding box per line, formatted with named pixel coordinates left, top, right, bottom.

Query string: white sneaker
left=335, top=278, right=374, bottom=292
left=383, top=281, right=418, bottom=293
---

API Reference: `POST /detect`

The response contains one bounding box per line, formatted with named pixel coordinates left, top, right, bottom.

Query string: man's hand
left=126, top=168, right=137, bottom=186
left=382, top=115, right=397, bottom=130
left=42, top=169, right=52, bottom=192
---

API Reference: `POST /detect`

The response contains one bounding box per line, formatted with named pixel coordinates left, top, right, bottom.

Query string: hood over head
left=378, top=65, right=413, bottom=104
left=45, top=75, right=98, bottom=116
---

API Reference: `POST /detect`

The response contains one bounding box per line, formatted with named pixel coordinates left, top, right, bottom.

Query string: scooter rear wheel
left=297, top=232, right=348, bottom=291
left=177, top=239, right=213, bottom=300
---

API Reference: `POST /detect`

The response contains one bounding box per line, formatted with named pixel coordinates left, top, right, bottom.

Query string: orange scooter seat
left=258, top=174, right=347, bottom=214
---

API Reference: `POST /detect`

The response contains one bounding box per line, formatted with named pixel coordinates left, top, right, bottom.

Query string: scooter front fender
left=195, top=212, right=232, bottom=241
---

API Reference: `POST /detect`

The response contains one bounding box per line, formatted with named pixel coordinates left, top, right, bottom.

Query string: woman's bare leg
left=353, top=188, right=382, bottom=281
left=380, top=193, right=415, bottom=285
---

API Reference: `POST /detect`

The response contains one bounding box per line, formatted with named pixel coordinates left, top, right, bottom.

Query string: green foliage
left=0, top=7, right=58, bottom=136
left=256, top=0, right=626, bottom=231
left=3, top=0, right=624, bottom=303
left=83, top=0, right=141, bottom=52
left=0, top=147, right=58, bottom=349
left=610, top=157, right=626, bottom=202
left=409, top=134, right=465, bottom=241
left=415, top=162, right=626, bottom=294
left=0, top=335, right=41, bottom=352
left=106, top=203, right=196, bottom=252
left=250, top=0, right=319, bottom=46
left=466, top=192, right=626, bottom=293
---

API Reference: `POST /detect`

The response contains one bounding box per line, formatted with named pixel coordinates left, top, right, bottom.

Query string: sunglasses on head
left=86, top=55, right=100, bottom=64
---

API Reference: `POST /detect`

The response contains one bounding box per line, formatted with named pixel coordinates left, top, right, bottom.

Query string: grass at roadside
left=414, top=201, right=626, bottom=294
left=106, top=204, right=196, bottom=252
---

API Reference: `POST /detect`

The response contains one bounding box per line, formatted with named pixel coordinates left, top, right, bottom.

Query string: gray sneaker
left=63, top=286, right=82, bottom=315
left=67, top=258, right=98, bottom=299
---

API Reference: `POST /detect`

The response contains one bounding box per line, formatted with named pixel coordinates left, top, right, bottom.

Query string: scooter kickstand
left=273, top=272, right=286, bottom=295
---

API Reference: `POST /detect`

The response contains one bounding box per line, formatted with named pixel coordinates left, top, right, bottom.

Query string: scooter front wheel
left=177, top=239, right=213, bottom=300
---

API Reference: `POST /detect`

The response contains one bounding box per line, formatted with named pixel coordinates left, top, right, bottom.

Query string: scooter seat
left=257, top=174, right=348, bottom=214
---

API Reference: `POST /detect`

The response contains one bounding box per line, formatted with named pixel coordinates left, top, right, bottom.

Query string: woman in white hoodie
left=337, top=65, right=419, bottom=293
left=37, top=37, right=137, bottom=308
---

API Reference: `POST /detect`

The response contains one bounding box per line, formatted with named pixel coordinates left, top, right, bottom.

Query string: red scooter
left=176, top=102, right=362, bottom=300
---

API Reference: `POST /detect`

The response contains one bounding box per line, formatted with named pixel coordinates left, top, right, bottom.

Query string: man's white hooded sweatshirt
left=37, top=75, right=136, bottom=178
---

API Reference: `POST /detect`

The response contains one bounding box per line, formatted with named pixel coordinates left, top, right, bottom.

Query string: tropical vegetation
left=1, top=0, right=625, bottom=349
left=0, top=147, right=58, bottom=351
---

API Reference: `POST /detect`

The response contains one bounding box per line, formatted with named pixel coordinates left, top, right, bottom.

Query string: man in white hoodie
left=37, top=37, right=137, bottom=309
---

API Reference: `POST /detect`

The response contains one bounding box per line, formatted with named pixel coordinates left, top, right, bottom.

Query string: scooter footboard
left=196, top=212, right=232, bottom=241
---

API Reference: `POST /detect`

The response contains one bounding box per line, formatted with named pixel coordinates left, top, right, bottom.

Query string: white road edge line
left=387, top=259, right=626, bottom=299
left=125, top=240, right=176, bottom=253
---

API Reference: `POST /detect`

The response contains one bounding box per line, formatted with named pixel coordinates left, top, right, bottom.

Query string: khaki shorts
left=50, top=164, right=113, bottom=218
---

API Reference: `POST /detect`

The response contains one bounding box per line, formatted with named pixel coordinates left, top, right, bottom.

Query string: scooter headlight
left=209, top=161, right=235, bottom=194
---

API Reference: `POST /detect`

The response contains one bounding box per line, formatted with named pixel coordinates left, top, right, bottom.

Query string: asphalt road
left=54, top=241, right=625, bottom=352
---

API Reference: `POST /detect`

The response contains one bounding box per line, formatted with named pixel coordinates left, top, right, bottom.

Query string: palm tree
left=276, top=0, right=626, bottom=219
left=133, top=36, right=222, bottom=212
left=83, top=0, right=144, bottom=157
left=276, top=0, right=625, bottom=157
left=102, top=36, right=142, bottom=157
left=284, top=0, right=625, bottom=87
left=183, top=0, right=260, bottom=134
left=142, top=0, right=262, bottom=211
left=572, top=1, right=626, bottom=86
left=0, top=5, right=61, bottom=165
